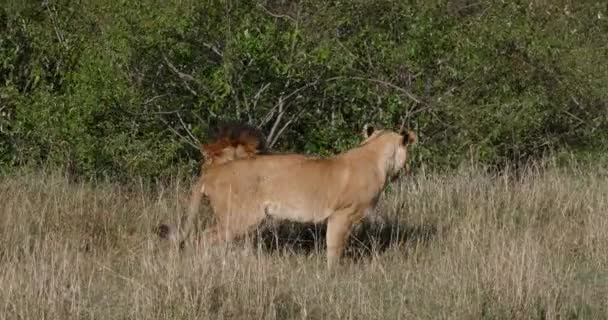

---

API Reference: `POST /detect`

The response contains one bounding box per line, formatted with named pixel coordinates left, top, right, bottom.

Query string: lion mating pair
left=159, top=122, right=417, bottom=269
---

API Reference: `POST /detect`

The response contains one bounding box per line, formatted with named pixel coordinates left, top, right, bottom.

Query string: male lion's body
left=162, top=124, right=416, bottom=269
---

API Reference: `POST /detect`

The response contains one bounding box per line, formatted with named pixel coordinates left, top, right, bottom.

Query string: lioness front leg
left=326, top=211, right=361, bottom=269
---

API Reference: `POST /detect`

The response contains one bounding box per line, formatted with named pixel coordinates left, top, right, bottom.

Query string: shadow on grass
left=250, top=216, right=438, bottom=261
left=156, top=212, right=438, bottom=262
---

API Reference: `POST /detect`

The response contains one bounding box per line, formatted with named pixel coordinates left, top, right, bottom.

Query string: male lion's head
left=361, top=123, right=417, bottom=178
left=200, top=122, right=267, bottom=169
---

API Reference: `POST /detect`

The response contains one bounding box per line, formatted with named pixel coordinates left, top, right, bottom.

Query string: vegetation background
left=1, top=1, right=608, bottom=319
left=1, top=0, right=606, bottom=181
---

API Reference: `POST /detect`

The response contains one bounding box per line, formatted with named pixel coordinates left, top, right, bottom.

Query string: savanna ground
left=1, top=163, right=608, bottom=320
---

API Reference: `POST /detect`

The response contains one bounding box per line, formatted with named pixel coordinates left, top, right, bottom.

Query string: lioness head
left=361, top=123, right=417, bottom=178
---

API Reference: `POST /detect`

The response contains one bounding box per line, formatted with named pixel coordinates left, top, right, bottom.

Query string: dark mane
left=201, top=121, right=269, bottom=158
left=210, top=121, right=268, bottom=153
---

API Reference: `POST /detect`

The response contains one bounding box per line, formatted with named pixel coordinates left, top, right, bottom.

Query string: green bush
left=0, top=0, right=606, bottom=180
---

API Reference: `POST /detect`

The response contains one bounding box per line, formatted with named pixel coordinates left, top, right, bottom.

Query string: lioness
left=163, top=123, right=417, bottom=269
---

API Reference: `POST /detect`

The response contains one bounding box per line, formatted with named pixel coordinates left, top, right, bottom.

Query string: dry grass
left=1, top=164, right=608, bottom=320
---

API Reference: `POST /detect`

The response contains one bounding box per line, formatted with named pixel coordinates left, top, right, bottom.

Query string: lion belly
left=263, top=201, right=331, bottom=223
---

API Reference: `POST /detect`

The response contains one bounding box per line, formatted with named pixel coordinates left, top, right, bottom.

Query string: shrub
left=1, top=0, right=606, bottom=180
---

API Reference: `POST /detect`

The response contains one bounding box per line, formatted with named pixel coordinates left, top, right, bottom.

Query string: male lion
left=162, top=123, right=417, bottom=269
left=158, top=122, right=308, bottom=242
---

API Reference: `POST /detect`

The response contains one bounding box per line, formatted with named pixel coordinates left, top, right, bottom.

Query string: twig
left=562, top=110, right=586, bottom=126
left=253, top=83, right=272, bottom=108
left=243, top=83, right=272, bottom=123
left=43, top=2, right=69, bottom=50
left=325, top=75, right=432, bottom=130
left=570, top=95, right=581, bottom=108
left=126, top=108, right=182, bottom=117
left=261, top=80, right=318, bottom=146
left=403, top=103, right=434, bottom=123
left=336, top=39, right=358, bottom=61
left=257, top=4, right=296, bottom=22
left=162, top=54, right=198, bottom=96
left=269, top=109, right=305, bottom=148
left=143, top=94, right=168, bottom=106
left=201, top=42, right=223, bottom=57
left=162, top=54, right=195, bottom=82
left=192, top=112, right=207, bottom=131
left=326, top=76, right=422, bottom=105
left=260, top=79, right=320, bottom=126
left=158, top=117, right=199, bottom=149
left=176, top=112, right=201, bottom=144
left=255, top=75, right=426, bottom=147
left=266, top=97, right=285, bottom=145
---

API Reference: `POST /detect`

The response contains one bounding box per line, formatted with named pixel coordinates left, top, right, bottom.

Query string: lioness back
left=204, top=155, right=336, bottom=223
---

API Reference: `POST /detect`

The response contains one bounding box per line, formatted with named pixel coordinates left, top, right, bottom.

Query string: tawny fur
left=165, top=124, right=417, bottom=269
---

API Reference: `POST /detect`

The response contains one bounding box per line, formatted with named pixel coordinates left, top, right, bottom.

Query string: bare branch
left=571, top=95, right=581, bottom=108
left=562, top=110, right=586, bottom=126
left=134, top=97, right=201, bottom=146
left=126, top=97, right=181, bottom=116
left=176, top=112, right=201, bottom=145
left=253, top=83, right=272, bottom=107
left=43, top=1, right=69, bottom=50
left=192, top=113, right=207, bottom=130
left=266, top=97, right=285, bottom=145
left=126, top=109, right=182, bottom=116
left=241, top=82, right=272, bottom=123
left=269, top=109, right=305, bottom=148
left=326, top=76, right=422, bottom=105
left=201, top=42, right=223, bottom=57
left=257, top=4, right=296, bottom=22
left=253, top=75, right=425, bottom=147
left=162, top=54, right=198, bottom=96
left=143, top=94, right=168, bottom=106
left=401, top=105, right=432, bottom=126
left=259, top=107, right=277, bottom=128
left=158, top=117, right=199, bottom=150
left=399, top=117, right=406, bottom=132
left=162, top=55, right=195, bottom=82
left=260, top=79, right=320, bottom=126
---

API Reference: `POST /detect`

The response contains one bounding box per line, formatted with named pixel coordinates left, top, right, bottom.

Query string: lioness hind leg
left=193, top=211, right=266, bottom=249
left=193, top=225, right=231, bottom=247
left=173, top=177, right=206, bottom=248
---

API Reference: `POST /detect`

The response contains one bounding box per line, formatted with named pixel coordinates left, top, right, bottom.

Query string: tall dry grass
left=1, top=165, right=607, bottom=319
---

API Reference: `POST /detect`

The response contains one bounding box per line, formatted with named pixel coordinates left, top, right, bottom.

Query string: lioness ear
left=362, top=124, right=375, bottom=138
left=402, top=131, right=417, bottom=145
